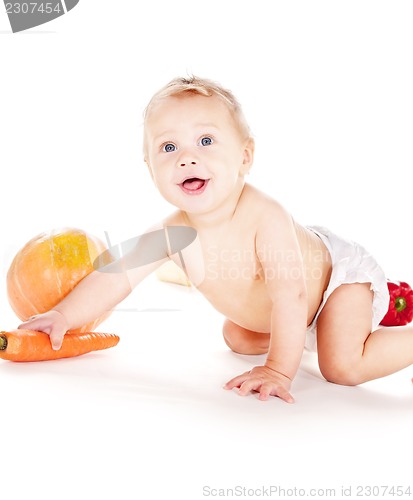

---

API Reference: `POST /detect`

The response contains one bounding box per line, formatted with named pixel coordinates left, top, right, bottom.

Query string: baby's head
left=143, top=76, right=252, bottom=159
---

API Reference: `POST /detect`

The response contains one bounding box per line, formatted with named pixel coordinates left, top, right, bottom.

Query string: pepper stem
left=395, top=296, right=407, bottom=313
left=0, top=335, right=8, bottom=351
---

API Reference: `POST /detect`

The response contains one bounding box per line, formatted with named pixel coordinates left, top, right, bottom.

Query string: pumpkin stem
left=0, top=334, right=8, bottom=351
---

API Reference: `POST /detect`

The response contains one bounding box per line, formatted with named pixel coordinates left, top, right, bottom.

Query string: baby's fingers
left=258, top=383, right=295, bottom=404
left=225, top=374, right=267, bottom=397
left=238, top=377, right=265, bottom=397
left=18, top=315, right=50, bottom=332
left=18, top=315, right=65, bottom=350
left=49, top=330, right=65, bottom=351
left=223, top=371, right=251, bottom=391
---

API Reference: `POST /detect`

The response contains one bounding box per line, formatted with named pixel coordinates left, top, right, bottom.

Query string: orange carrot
left=0, top=329, right=119, bottom=362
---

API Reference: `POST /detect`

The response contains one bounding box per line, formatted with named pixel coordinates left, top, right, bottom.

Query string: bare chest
left=181, top=226, right=332, bottom=332
left=186, top=235, right=274, bottom=331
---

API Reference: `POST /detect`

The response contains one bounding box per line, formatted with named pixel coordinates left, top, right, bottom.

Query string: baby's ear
left=241, top=137, right=255, bottom=175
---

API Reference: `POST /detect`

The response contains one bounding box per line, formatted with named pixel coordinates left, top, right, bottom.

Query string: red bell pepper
left=380, top=280, right=413, bottom=327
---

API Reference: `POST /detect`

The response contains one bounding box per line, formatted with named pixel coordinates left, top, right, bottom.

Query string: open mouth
left=179, top=177, right=209, bottom=195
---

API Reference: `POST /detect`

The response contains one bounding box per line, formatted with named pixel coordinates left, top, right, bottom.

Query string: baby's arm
left=19, top=225, right=172, bottom=349
left=19, top=269, right=134, bottom=348
left=225, top=207, right=308, bottom=403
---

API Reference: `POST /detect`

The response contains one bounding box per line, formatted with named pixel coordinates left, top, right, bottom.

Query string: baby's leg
left=316, top=282, right=413, bottom=385
left=222, top=319, right=270, bottom=355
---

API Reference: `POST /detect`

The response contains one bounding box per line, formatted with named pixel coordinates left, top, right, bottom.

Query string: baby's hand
left=18, top=310, right=69, bottom=350
left=223, top=365, right=294, bottom=403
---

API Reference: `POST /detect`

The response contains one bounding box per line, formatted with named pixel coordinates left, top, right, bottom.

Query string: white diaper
left=305, top=226, right=390, bottom=352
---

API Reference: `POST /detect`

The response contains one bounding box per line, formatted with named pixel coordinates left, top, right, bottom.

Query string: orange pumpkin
left=6, top=227, right=111, bottom=334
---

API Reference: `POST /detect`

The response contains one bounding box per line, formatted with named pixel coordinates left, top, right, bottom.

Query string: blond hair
left=143, top=76, right=252, bottom=157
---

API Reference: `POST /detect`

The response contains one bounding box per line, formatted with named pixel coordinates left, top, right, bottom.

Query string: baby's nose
left=179, top=160, right=197, bottom=167
left=177, top=150, right=198, bottom=168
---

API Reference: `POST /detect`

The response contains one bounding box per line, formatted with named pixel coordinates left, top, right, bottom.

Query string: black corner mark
left=5, top=0, right=80, bottom=33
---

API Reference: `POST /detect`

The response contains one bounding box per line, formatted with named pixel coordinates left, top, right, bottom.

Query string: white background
left=0, top=2, right=412, bottom=499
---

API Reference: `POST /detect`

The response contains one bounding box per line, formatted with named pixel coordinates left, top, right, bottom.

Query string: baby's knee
left=222, top=319, right=244, bottom=353
left=318, top=356, right=364, bottom=386
left=222, top=319, right=269, bottom=355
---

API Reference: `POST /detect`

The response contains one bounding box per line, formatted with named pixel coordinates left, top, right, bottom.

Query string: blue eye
left=200, top=136, right=213, bottom=146
left=163, top=143, right=176, bottom=152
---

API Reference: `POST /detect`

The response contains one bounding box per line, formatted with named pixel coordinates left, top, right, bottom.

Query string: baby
left=20, top=76, right=413, bottom=403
